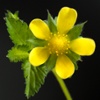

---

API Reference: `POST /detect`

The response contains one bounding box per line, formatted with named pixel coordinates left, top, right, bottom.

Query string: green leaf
left=5, top=10, right=19, bottom=20
left=22, top=60, right=47, bottom=99
left=67, top=50, right=81, bottom=70
left=45, top=54, right=57, bottom=72
left=47, top=11, right=57, bottom=33
left=67, top=21, right=87, bottom=40
left=7, top=47, right=29, bottom=62
left=5, top=11, right=35, bottom=49
left=5, top=11, right=47, bottom=49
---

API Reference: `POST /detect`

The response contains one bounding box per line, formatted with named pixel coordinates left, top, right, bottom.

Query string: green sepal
left=31, top=38, right=47, bottom=47
left=22, top=60, right=47, bottom=99
left=7, top=46, right=29, bottom=62
left=67, top=50, right=81, bottom=70
left=67, top=21, right=87, bottom=40
left=47, top=11, right=57, bottom=33
left=54, top=17, right=57, bottom=24
left=68, top=50, right=81, bottom=61
left=45, top=54, right=57, bottom=72
left=73, top=62, right=79, bottom=70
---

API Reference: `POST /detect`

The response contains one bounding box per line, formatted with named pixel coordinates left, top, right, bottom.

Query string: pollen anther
left=47, top=33, right=70, bottom=56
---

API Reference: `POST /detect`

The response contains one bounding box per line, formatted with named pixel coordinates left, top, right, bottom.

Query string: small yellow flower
left=29, top=7, right=96, bottom=79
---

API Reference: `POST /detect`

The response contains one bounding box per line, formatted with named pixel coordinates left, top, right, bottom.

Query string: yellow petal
left=29, top=47, right=50, bottom=66
left=57, top=7, right=77, bottom=34
left=55, top=55, right=75, bottom=79
left=70, top=37, right=96, bottom=56
left=29, top=19, right=51, bottom=40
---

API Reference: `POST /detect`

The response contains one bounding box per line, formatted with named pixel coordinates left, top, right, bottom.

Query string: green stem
left=52, top=69, right=72, bottom=100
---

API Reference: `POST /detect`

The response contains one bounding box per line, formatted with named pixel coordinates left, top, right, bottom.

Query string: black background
left=0, top=0, right=99, bottom=100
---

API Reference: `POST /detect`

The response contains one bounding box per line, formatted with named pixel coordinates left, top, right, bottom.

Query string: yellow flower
left=29, top=7, right=96, bottom=79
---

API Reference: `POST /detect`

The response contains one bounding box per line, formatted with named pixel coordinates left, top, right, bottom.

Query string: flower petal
left=57, top=7, right=77, bottom=34
left=29, top=47, right=50, bottom=66
left=70, top=37, right=96, bottom=56
left=29, top=19, right=51, bottom=40
left=55, top=55, right=75, bottom=79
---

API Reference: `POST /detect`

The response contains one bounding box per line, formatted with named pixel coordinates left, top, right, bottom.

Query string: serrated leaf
left=5, top=11, right=35, bottom=51
left=7, top=47, right=29, bottom=62
left=5, top=10, right=19, bottom=20
left=22, top=60, right=47, bottom=99
left=5, top=17, right=35, bottom=47
left=67, top=21, right=87, bottom=40
left=5, top=11, right=47, bottom=49
left=47, top=11, right=57, bottom=33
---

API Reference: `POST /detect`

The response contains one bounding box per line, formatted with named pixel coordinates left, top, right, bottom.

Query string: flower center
left=47, top=33, right=70, bottom=56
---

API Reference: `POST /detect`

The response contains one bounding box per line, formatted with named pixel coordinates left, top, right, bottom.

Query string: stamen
left=66, top=48, right=68, bottom=50
left=67, top=41, right=70, bottom=43
left=61, top=52, right=63, bottom=55
left=66, top=51, right=68, bottom=54
left=45, top=38, right=48, bottom=41
left=49, top=51, right=52, bottom=54
left=57, top=53, right=59, bottom=56
left=65, top=35, right=68, bottom=37
left=54, top=34, right=56, bottom=36
left=62, top=34, right=65, bottom=36
left=56, top=51, right=58, bottom=54
left=48, top=43, right=50, bottom=46
left=47, top=32, right=70, bottom=56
